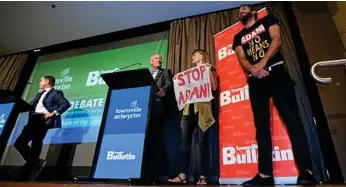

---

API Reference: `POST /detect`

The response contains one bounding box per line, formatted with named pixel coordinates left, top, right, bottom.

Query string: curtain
left=0, top=53, right=28, bottom=91
left=266, top=2, right=328, bottom=182
left=167, top=10, right=238, bottom=75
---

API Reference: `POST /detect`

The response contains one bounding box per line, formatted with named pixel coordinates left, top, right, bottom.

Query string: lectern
left=0, top=90, right=33, bottom=161
left=91, top=68, right=157, bottom=181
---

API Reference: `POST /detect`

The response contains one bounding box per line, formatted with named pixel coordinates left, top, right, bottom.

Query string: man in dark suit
left=150, top=53, right=176, bottom=117
left=15, top=75, right=71, bottom=180
left=144, top=53, right=176, bottom=184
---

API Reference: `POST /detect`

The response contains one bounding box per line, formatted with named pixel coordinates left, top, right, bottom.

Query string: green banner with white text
left=10, top=35, right=168, bottom=145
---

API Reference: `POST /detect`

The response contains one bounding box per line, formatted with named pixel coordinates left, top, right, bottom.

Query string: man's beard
left=240, top=12, right=252, bottom=24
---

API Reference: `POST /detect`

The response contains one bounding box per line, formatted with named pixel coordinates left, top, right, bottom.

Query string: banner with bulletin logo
left=213, top=8, right=298, bottom=184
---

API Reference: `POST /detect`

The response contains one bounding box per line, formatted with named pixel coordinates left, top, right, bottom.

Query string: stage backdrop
left=1, top=32, right=168, bottom=171
left=214, top=8, right=298, bottom=184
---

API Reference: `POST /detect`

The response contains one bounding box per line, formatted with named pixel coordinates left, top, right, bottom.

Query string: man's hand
left=157, top=88, right=166, bottom=97
left=250, top=66, right=269, bottom=79
left=253, top=59, right=267, bottom=75
left=249, top=67, right=258, bottom=76
left=248, top=59, right=269, bottom=79
left=44, top=112, right=55, bottom=120
left=256, top=69, right=270, bottom=78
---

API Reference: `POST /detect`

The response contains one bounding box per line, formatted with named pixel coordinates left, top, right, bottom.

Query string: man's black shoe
left=297, top=171, right=318, bottom=186
left=29, top=159, right=47, bottom=181
left=242, top=173, right=275, bottom=186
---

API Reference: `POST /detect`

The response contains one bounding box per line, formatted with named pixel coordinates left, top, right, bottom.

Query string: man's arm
left=160, top=69, right=173, bottom=94
left=259, top=24, right=282, bottom=66
left=252, top=25, right=281, bottom=78
left=54, top=91, right=71, bottom=115
left=235, top=46, right=269, bottom=78
left=234, top=46, right=254, bottom=71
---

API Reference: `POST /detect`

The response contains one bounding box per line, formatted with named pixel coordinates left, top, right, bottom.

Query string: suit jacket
left=30, top=88, right=71, bottom=129
left=152, top=68, right=179, bottom=117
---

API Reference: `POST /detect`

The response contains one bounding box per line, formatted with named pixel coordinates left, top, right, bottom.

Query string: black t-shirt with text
left=232, top=14, right=283, bottom=68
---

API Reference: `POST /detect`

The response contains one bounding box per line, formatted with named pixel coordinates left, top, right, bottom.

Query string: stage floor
left=0, top=182, right=346, bottom=187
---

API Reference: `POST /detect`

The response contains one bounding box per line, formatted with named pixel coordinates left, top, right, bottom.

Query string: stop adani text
left=174, top=64, right=214, bottom=111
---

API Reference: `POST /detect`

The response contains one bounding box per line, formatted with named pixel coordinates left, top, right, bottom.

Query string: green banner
left=12, top=39, right=168, bottom=144
left=30, top=40, right=168, bottom=100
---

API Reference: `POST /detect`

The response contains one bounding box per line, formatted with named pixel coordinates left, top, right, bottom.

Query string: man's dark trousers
left=248, top=66, right=313, bottom=176
left=15, top=113, right=49, bottom=165
left=143, top=98, right=169, bottom=183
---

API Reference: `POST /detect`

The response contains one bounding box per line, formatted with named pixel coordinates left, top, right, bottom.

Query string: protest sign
left=174, top=64, right=214, bottom=110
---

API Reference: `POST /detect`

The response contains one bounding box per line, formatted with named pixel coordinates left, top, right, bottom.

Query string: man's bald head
left=150, top=53, right=162, bottom=69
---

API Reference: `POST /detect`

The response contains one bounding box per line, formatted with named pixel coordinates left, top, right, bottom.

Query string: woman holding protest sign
left=168, top=49, right=218, bottom=185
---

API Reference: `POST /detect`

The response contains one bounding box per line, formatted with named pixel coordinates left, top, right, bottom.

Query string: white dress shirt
left=35, top=88, right=52, bottom=114
left=152, top=69, right=159, bottom=79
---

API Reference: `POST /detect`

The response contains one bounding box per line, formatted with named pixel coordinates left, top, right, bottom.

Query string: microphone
left=114, top=63, right=142, bottom=72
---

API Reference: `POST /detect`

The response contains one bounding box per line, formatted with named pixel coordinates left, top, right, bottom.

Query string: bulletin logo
left=222, top=144, right=294, bottom=165
left=218, top=44, right=235, bottom=61
left=85, top=68, right=120, bottom=87
left=106, top=151, right=136, bottom=160
left=220, top=85, right=249, bottom=107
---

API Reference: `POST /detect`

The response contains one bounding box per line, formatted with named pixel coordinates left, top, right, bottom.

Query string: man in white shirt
left=15, top=76, right=71, bottom=181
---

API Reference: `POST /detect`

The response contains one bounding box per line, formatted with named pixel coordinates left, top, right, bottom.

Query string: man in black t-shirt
left=232, top=5, right=317, bottom=186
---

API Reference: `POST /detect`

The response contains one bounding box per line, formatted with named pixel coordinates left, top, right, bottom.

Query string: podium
left=0, top=90, right=33, bottom=161
left=91, top=68, right=157, bottom=182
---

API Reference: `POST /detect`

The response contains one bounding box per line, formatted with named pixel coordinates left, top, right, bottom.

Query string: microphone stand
left=114, top=63, right=142, bottom=73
